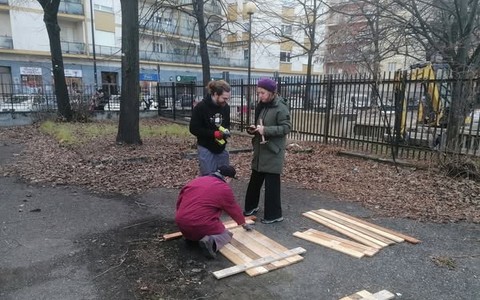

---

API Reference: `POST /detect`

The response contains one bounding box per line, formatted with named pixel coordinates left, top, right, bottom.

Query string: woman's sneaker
left=243, top=207, right=259, bottom=216
left=261, top=217, right=284, bottom=224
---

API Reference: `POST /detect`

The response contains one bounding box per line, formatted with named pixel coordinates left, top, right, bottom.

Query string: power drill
left=215, top=126, right=231, bottom=145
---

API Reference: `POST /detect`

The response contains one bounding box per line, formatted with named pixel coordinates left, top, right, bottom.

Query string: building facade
left=0, top=0, right=328, bottom=99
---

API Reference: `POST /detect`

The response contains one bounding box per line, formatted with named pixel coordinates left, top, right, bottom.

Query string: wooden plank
left=306, top=229, right=379, bottom=257
left=244, top=228, right=304, bottom=264
left=340, top=290, right=374, bottom=300
left=230, top=228, right=290, bottom=269
left=294, top=231, right=365, bottom=258
left=219, top=243, right=268, bottom=276
left=213, top=247, right=306, bottom=279
left=330, top=210, right=420, bottom=244
left=303, top=212, right=386, bottom=249
left=314, top=209, right=397, bottom=245
left=219, top=227, right=304, bottom=276
left=162, top=216, right=256, bottom=241
left=323, top=210, right=405, bottom=243
left=370, top=290, right=395, bottom=300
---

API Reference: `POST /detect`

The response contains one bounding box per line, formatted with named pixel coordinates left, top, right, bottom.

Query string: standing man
left=244, top=78, right=291, bottom=224
left=189, top=80, right=231, bottom=176
left=175, top=165, right=253, bottom=259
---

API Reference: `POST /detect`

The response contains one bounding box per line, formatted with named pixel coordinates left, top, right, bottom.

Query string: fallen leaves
left=1, top=118, right=479, bottom=223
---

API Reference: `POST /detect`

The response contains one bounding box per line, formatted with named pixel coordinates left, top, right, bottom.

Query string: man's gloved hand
left=222, top=129, right=231, bottom=138
left=242, top=223, right=254, bottom=231
left=214, top=130, right=223, bottom=139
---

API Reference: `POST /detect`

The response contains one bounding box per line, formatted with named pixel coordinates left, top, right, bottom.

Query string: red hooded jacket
left=175, top=175, right=245, bottom=241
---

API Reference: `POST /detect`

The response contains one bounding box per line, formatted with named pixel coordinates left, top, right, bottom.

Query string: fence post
left=171, top=82, right=176, bottom=120
left=323, top=75, right=333, bottom=144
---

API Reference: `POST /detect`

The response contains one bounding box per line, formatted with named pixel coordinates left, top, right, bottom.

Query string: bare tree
left=252, top=0, right=328, bottom=107
left=116, top=0, right=142, bottom=145
left=141, top=0, right=228, bottom=87
left=380, top=0, right=480, bottom=150
left=37, top=0, right=72, bottom=121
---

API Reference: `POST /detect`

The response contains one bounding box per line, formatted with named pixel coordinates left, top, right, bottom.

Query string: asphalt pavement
left=0, top=142, right=479, bottom=300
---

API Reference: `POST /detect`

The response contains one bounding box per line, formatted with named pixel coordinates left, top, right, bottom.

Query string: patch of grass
left=40, top=120, right=190, bottom=145
left=39, top=121, right=77, bottom=145
left=431, top=256, right=456, bottom=270
left=140, top=123, right=190, bottom=138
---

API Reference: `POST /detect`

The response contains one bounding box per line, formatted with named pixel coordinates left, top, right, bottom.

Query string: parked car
left=0, top=94, right=47, bottom=112
left=175, top=94, right=195, bottom=107
left=175, top=94, right=202, bottom=108
left=348, top=93, right=372, bottom=109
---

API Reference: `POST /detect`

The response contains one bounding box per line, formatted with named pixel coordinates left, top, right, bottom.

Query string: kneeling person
left=175, top=165, right=253, bottom=258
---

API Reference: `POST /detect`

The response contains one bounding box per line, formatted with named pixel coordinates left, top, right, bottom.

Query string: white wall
left=10, top=11, right=49, bottom=51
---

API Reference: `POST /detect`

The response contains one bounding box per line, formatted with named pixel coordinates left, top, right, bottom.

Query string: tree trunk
left=116, top=0, right=142, bottom=145
left=38, top=0, right=72, bottom=121
left=193, top=0, right=211, bottom=87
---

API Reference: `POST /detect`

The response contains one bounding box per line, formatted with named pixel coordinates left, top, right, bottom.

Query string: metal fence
left=1, top=72, right=479, bottom=159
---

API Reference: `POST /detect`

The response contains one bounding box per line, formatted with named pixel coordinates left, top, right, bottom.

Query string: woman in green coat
left=244, top=78, right=291, bottom=224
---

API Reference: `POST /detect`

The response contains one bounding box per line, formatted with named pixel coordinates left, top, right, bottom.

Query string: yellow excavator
left=393, top=62, right=454, bottom=141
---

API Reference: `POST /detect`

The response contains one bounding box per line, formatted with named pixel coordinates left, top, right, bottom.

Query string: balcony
left=0, top=35, right=13, bottom=49
left=141, top=22, right=177, bottom=35
left=58, top=0, right=84, bottom=15
left=138, top=50, right=248, bottom=68
left=61, top=41, right=85, bottom=54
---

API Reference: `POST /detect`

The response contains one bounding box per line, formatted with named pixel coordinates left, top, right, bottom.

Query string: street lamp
left=245, top=1, right=256, bottom=126
left=89, top=0, right=98, bottom=89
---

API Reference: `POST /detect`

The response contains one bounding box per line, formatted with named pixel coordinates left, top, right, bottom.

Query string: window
left=244, top=49, right=249, bottom=60
left=153, top=43, right=163, bottom=53
left=280, top=51, right=291, bottom=62
left=387, top=62, right=397, bottom=72
left=281, top=24, right=292, bottom=36
left=94, top=4, right=114, bottom=13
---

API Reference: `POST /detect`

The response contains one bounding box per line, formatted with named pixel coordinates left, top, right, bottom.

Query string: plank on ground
left=330, top=210, right=420, bottom=244
left=243, top=228, right=304, bottom=264
left=340, top=290, right=373, bottom=300
left=314, top=209, right=397, bottom=245
left=220, top=227, right=304, bottom=276
left=305, top=229, right=379, bottom=257
left=320, top=209, right=404, bottom=243
left=303, top=212, right=386, bottom=249
left=340, top=289, right=395, bottom=300
left=213, top=247, right=306, bottom=279
left=219, top=243, right=268, bottom=276
left=294, top=230, right=365, bottom=258
left=232, top=228, right=290, bottom=270
left=162, top=216, right=256, bottom=241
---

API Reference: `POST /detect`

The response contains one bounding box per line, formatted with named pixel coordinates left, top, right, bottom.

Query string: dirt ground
left=1, top=118, right=479, bottom=300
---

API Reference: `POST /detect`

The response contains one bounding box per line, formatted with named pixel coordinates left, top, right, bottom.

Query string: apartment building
left=0, top=0, right=326, bottom=98
left=322, top=0, right=414, bottom=75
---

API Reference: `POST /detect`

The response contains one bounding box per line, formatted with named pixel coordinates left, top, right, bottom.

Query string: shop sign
left=139, top=73, right=159, bottom=81
left=64, top=69, right=83, bottom=77
left=176, top=75, right=196, bottom=83
left=20, top=67, right=42, bottom=76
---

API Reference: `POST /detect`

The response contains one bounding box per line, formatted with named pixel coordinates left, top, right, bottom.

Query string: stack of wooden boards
left=162, top=216, right=306, bottom=279
left=340, top=289, right=395, bottom=300
left=294, top=209, right=420, bottom=258
left=216, top=226, right=305, bottom=279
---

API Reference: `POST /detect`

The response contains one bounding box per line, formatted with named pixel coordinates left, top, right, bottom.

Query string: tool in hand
left=258, top=119, right=268, bottom=144
left=215, top=125, right=231, bottom=145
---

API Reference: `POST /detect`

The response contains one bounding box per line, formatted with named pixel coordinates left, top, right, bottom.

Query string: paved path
left=0, top=142, right=479, bottom=300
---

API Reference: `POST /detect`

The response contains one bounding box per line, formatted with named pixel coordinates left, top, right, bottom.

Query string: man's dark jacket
left=189, top=94, right=231, bottom=154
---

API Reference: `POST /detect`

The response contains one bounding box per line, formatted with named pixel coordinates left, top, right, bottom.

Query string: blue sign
left=139, top=73, right=159, bottom=81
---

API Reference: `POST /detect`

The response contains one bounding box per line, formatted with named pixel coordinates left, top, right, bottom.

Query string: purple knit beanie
left=257, top=78, right=277, bottom=93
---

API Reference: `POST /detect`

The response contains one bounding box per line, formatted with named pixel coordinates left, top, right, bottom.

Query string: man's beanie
left=257, top=78, right=277, bottom=93
left=218, top=165, right=237, bottom=179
